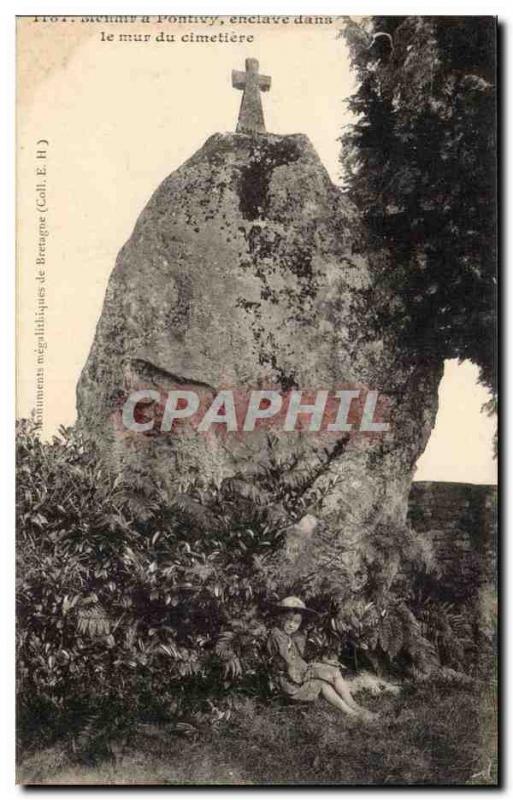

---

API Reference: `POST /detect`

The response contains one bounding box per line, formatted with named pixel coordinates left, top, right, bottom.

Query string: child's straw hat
left=272, top=596, right=319, bottom=616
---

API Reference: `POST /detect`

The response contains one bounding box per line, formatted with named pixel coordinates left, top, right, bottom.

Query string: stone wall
left=408, top=481, right=497, bottom=602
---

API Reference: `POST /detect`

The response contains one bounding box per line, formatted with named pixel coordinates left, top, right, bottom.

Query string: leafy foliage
left=17, top=421, right=486, bottom=757
left=341, top=16, right=497, bottom=396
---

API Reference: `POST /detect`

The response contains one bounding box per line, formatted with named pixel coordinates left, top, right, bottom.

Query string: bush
left=17, top=420, right=277, bottom=754
left=16, top=420, right=488, bottom=757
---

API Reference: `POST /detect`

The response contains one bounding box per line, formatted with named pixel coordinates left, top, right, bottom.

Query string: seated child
left=267, top=596, right=377, bottom=721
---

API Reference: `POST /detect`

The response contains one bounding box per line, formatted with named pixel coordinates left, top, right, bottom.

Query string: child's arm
left=267, top=627, right=291, bottom=661
left=267, top=628, right=306, bottom=684
left=294, top=635, right=345, bottom=672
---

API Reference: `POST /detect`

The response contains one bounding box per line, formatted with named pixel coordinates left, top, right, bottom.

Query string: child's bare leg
left=320, top=683, right=361, bottom=717
left=333, top=675, right=378, bottom=719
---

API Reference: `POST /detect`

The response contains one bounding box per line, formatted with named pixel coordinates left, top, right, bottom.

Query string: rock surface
left=77, top=131, right=443, bottom=588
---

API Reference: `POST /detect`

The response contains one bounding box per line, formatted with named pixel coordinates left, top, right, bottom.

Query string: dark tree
left=341, top=16, right=497, bottom=399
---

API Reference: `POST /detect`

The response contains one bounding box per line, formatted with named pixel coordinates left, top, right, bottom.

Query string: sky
left=16, top=16, right=497, bottom=484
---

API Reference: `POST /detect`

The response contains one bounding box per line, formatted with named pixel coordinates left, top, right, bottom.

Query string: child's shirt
left=267, top=626, right=309, bottom=687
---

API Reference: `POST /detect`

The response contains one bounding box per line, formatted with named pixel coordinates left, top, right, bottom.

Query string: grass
left=17, top=680, right=497, bottom=786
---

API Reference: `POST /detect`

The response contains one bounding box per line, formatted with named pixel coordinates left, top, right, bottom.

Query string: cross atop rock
left=232, top=58, right=271, bottom=134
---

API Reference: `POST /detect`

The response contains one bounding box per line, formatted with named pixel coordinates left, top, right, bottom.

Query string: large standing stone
left=77, top=132, right=442, bottom=589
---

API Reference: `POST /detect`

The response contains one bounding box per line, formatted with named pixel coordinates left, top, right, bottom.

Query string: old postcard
left=16, top=15, right=497, bottom=785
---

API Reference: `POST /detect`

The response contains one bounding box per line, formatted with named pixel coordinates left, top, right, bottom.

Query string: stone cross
left=232, top=58, right=271, bottom=134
